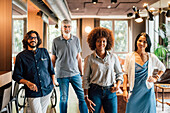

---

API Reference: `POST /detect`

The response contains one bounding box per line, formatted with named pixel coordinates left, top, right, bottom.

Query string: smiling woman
left=123, top=32, right=166, bottom=113
left=83, top=27, right=123, bottom=113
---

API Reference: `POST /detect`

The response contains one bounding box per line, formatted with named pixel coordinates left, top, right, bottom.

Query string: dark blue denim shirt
left=12, top=48, right=55, bottom=97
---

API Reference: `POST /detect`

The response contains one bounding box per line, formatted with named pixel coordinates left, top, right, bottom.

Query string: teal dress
left=126, top=61, right=156, bottom=113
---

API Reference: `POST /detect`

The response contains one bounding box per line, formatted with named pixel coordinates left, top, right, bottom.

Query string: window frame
left=100, top=19, right=130, bottom=55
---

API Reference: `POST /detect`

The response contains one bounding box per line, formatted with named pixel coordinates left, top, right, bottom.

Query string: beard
left=28, top=42, right=37, bottom=48
left=62, top=30, right=71, bottom=37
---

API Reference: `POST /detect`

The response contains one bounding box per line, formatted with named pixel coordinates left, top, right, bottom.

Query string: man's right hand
left=26, top=81, right=38, bottom=92
left=85, top=97, right=96, bottom=113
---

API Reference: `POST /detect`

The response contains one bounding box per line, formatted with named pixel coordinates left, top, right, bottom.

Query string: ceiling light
left=149, top=7, right=155, bottom=11
left=132, top=6, right=138, bottom=13
left=166, top=2, right=170, bottom=21
left=37, top=10, right=43, bottom=17
left=85, top=26, right=92, bottom=33
left=127, top=13, right=133, bottom=17
left=107, top=5, right=111, bottom=8
left=135, top=17, right=143, bottom=23
left=158, top=8, right=163, bottom=14
left=92, top=0, right=98, bottom=4
left=135, top=12, right=143, bottom=23
left=143, top=3, right=148, bottom=8
left=37, top=10, right=49, bottom=24
left=143, top=3, right=154, bottom=21
left=111, top=0, right=117, bottom=4
left=132, top=6, right=143, bottom=23
left=76, top=8, right=79, bottom=10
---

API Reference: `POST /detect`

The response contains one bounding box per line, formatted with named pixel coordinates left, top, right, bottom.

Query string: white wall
left=82, top=18, right=94, bottom=59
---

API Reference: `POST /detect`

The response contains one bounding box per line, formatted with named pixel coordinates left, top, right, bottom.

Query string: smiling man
left=12, top=30, right=55, bottom=113
left=51, top=19, right=88, bottom=113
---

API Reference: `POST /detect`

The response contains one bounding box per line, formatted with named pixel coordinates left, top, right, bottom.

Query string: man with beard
left=51, top=19, right=88, bottom=113
left=12, top=30, right=55, bottom=113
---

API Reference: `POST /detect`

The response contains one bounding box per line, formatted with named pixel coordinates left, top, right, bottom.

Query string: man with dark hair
left=51, top=19, right=88, bottom=113
left=13, top=30, right=55, bottom=113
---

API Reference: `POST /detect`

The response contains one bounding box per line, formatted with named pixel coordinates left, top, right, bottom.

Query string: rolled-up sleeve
left=83, top=55, right=91, bottom=89
left=113, top=54, right=124, bottom=82
left=12, top=55, right=24, bottom=83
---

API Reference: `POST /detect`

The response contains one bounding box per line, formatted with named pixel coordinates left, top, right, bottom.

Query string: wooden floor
left=11, top=84, right=170, bottom=113
left=46, top=85, right=170, bottom=113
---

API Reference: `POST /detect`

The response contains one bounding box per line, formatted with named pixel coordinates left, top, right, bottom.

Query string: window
left=48, top=20, right=61, bottom=52
left=100, top=20, right=112, bottom=30
left=146, top=15, right=159, bottom=53
left=71, top=20, right=77, bottom=36
left=13, top=20, right=25, bottom=54
left=114, top=21, right=128, bottom=53
left=100, top=20, right=129, bottom=58
left=12, top=19, right=25, bottom=70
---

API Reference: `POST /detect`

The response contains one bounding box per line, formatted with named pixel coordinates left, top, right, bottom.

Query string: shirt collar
left=60, top=34, right=73, bottom=40
left=27, top=48, right=39, bottom=54
left=93, top=50, right=110, bottom=59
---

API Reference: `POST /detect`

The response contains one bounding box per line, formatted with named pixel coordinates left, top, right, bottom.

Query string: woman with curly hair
left=83, top=27, right=123, bottom=113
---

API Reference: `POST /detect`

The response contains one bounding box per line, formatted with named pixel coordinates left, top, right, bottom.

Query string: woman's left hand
left=147, top=76, right=157, bottom=83
left=110, top=86, right=119, bottom=93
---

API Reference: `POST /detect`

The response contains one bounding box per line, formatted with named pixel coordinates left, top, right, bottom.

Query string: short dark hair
left=134, top=32, right=152, bottom=52
left=87, top=27, right=114, bottom=50
left=22, top=30, right=42, bottom=50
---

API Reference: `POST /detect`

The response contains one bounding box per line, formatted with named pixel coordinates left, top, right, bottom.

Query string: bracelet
left=84, top=95, right=88, bottom=98
left=153, top=74, right=160, bottom=79
left=156, top=74, right=160, bottom=79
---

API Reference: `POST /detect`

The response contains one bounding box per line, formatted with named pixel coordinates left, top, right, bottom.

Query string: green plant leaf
left=154, top=46, right=168, bottom=61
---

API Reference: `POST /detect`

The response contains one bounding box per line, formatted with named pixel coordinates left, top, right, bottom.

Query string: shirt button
left=37, top=67, right=39, bottom=69
left=39, top=74, right=40, bottom=76
left=40, top=81, right=41, bottom=83
left=36, top=60, right=37, bottom=62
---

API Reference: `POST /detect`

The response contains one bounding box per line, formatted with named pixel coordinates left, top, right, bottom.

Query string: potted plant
left=154, top=23, right=170, bottom=65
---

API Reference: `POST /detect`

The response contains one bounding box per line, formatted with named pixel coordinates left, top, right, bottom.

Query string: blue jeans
left=57, top=74, right=88, bottom=113
left=89, top=84, right=117, bottom=113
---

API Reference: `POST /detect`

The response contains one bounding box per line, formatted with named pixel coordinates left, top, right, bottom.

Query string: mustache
left=65, top=30, right=70, bottom=32
left=29, top=41, right=36, bottom=43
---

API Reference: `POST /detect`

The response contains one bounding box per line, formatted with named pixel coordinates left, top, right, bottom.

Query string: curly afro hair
left=87, top=27, right=114, bottom=50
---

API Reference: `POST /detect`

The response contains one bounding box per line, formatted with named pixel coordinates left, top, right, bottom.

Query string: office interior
left=0, top=0, right=170, bottom=113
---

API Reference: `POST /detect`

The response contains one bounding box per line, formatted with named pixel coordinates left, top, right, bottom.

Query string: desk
left=155, top=84, right=170, bottom=111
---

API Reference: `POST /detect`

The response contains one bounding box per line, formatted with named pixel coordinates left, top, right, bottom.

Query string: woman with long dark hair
left=123, top=32, right=166, bottom=113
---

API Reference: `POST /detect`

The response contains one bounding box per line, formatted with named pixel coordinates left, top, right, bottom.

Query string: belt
left=90, top=84, right=114, bottom=90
